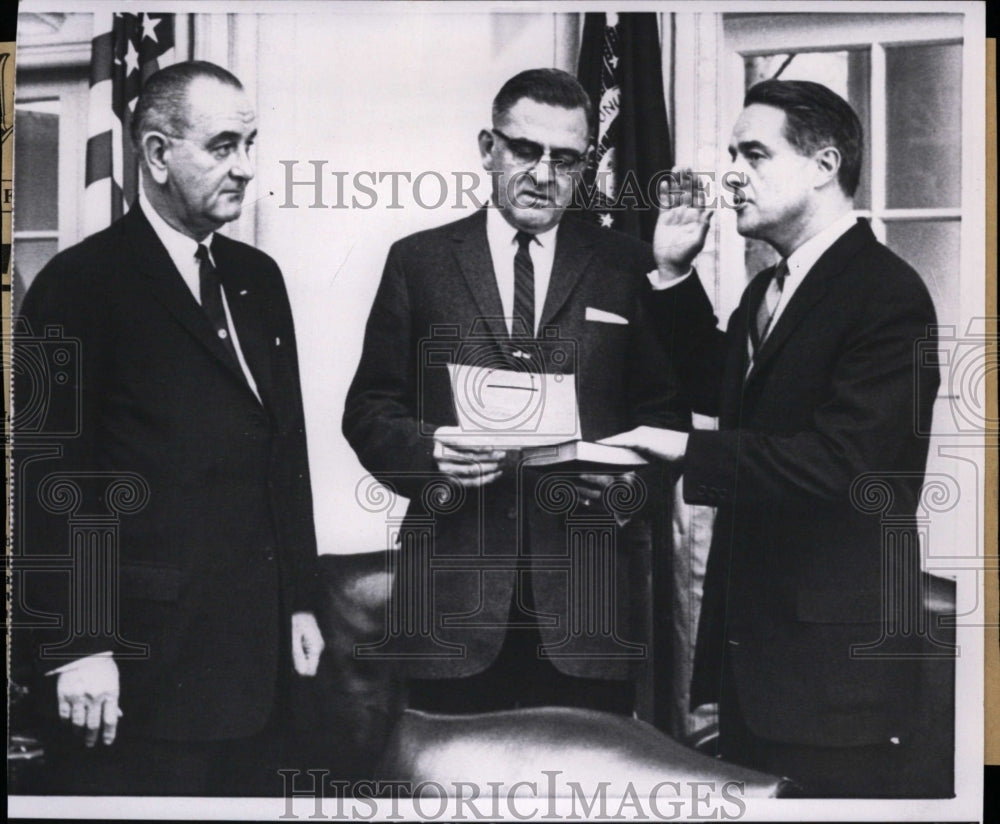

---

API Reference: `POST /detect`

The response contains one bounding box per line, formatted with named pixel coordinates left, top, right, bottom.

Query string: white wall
left=248, top=11, right=563, bottom=554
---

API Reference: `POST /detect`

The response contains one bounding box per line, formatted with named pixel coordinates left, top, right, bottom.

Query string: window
left=11, top=12, right=91, bottom=311
left=739, top=39, right=961, bottom=327
left=721, top=12, right=966, bottom=329
left=13, top=99, right=60, bottom=309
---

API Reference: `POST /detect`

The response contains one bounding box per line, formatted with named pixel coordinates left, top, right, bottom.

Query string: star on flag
left=141, top=14, right=161, bottom=43
left=123, top=39, right=139, bottom=75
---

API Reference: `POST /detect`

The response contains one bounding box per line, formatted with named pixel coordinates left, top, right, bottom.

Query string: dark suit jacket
left=16, top=207, right=320, bottom=741
left=343, top=210, right=683, bottom=680
left=645, top=220, right=940, bottom=747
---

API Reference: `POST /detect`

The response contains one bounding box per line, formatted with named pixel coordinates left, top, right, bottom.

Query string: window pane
left=13, top=101, right=60, bottom=232
left=744, top=49, right=870, bottom=210
left=884, top=220, right=960, bottom=327
left=12, top=237, right=57, bottom=314
left=886, top=43, right=962, bottom=209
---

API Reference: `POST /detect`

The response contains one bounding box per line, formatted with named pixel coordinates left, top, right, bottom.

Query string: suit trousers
left=40, top=711, right=288, bottom=796
left=717, top=653, right=917, bottom=798
left=407, top=524, right=635, bottom=716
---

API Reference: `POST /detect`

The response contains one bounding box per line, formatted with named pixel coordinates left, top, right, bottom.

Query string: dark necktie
left=513, top=231, right=535, bottom=338
left=751, top=258, right=788, bottom=352
left=196, top=243, right=239, bottom=365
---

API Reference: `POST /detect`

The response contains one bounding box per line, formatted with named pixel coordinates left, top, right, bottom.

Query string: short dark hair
left=492, top=68, right=593, bottom=131
left=131, top=60, right=243, bottom=148
left=744, top=79, right=863, bottom=197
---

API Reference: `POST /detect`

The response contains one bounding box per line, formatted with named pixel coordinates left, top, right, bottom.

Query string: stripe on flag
left=84, top=12, right=175, bottom=234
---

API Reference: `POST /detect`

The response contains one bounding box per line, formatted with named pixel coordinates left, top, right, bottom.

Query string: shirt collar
left=139, top=187, right=216, bottom=270
left=486, top=203, right=559, bottom=251
left=785, top=212, right=857, bottom=278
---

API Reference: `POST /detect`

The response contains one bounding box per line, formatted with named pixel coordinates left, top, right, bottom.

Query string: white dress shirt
left=486, top=204, right=559, bottom=336
left=764, top=212, right=857, bottom=332
left=139, top=192, right=261, bottom=402
left=648, top=211, right=857, bottom=342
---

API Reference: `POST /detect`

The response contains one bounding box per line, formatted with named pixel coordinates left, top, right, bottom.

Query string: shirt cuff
left=646, top=268, right=693, bottom=291
left=45, top=650, right=113, bottom=676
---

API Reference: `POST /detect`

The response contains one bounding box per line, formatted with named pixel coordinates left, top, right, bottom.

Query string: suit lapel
left=122, top=208, right=263, bottom=404
left=720, top=277, right=764, bottom=423
left=450, top=210, right=509, bottom=343
left=539, top=218, right=595, bottom=330
left=744, top=220, right=874, bottom=388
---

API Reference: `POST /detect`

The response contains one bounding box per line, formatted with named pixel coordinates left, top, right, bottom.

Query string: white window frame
left=12, top=74, right=89, bottom=258
left=718, top=12, right=969, bottom=320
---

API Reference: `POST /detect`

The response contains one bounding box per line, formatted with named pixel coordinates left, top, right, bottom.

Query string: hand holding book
left=598, top=426, right=689, bottom=463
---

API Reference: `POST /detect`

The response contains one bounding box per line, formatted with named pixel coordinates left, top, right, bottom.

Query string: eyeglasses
left=491, top=128, right=588, bottom=174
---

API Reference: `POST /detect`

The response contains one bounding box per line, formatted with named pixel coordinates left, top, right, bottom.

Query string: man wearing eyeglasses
left=16, top=61, right=324, bottom=795
left=344, top=69, right=682, bottom=715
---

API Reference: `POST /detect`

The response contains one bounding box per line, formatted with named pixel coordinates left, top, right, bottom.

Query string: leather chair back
left=376, top=706, right=792, bottom=797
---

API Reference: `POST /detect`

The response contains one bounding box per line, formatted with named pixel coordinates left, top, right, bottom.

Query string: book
left=518, top=440, right=647, bottom=470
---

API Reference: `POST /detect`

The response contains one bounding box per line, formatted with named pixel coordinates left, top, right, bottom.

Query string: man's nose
left=530, top=155, right=554, bottom=186
left=723, top=163, right=748, bottom=196
left=728, top=153, right=752, bottom=180
left=230, top=146, right=255, bottom=180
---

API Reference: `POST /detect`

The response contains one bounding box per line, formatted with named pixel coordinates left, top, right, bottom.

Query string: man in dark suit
left=343, top=69, right=682, bottom=716
left=16, top=61, right=324, bottom=795
left=603, top=80, right=940, bottom=796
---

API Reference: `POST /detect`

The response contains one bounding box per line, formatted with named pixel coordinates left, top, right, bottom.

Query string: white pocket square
left=585, top=307, right=629, bottom=325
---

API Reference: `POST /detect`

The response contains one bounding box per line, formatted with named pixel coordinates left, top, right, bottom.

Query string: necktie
left=196, top=243, right=239, bottom=365
left=752, top=258, right=788, bottom=351
left=513, top=231, right=535, bottom=337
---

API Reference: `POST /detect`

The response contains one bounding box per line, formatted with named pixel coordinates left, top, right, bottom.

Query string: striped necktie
left=513, top=230, right=535, bottom=337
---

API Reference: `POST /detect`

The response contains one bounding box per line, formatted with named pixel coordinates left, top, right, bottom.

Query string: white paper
left=445, top=363, right=581, bottom=447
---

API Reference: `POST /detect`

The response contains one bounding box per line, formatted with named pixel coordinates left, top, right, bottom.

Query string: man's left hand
left=291, top=611, right=325, bottom=676
left=599, top=427, right=689, bottom=463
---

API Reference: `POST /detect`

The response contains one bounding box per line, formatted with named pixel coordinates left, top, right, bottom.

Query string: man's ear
left=478, top=129, right=496, bottom=171
left=813, top=146, right=842, bottom=189
left=141, top=132, right=172, bottom=185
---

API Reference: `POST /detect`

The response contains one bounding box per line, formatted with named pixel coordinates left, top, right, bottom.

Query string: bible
left=519, top=440, right=647, bottom=470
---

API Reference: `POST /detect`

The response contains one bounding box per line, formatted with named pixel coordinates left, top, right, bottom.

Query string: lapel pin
left=239, top=289, right=248, bottom=296
left=275, top=337, right=281, bottom=346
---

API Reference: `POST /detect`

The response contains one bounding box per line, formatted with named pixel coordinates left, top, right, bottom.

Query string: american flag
left=577, top=12, right=673, bottom=243
left=84, top=13, right=175, bottom=235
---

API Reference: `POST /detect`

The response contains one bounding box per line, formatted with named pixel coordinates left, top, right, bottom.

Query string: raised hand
left=652, top=168, right=714, bottom=280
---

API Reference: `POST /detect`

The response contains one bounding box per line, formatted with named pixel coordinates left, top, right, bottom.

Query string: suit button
left=263, top=546, right=275, bottom=561
left=506, top=507, right=518, bottom=520
left=696, top=484, right=708, bottom=496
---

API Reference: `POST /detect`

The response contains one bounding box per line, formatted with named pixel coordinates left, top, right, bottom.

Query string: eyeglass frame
left=490, top=127, right=591, bottom=174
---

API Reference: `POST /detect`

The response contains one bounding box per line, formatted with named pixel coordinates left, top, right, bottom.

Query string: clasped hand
left=433, top=429, right=506, bottom=487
